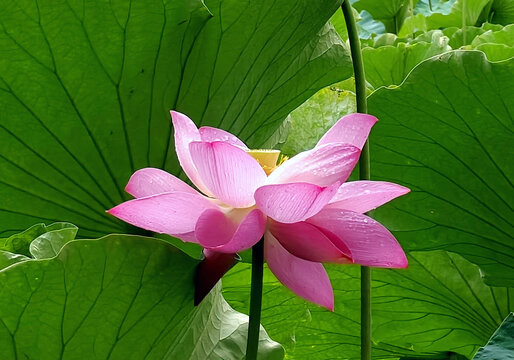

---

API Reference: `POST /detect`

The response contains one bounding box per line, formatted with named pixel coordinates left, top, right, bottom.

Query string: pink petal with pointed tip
left=269, top=220, right=351, bottom=264
left=189, top=141, right=267, bottom=207
left=327, top=181, right=410, bottom=213
left=267, top=143, right=360, bottom=186
left=316, top=113, right=377, bottom=150
left=264, top=231, right=334, bottom=311
left=254, top=182, right=339, bottom=223
left=199, top=126, right=248, bottom=149
left=307, top=209, right=408, bottom=268
left=125, top=167, right=198, bottom=198
left=171, top=111, right=212, bottom=196
left=196, top=209, right=266, bottom=253
left=107, top=192, right=218, bottom=241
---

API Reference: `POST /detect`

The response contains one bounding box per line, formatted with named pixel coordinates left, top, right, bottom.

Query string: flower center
left=246, top=149, right=287, bottom=175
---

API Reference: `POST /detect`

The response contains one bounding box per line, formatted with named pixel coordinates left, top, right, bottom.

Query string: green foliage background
left=0, top=0, right=512, bottom=359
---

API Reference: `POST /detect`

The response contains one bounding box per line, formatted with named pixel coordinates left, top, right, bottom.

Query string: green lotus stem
left=246, top=238, right=264, bottom=360
left=341, top=1, right=372, bottom=360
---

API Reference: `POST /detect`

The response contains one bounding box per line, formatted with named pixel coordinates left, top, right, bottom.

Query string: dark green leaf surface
left=0, top=0, right=352, bottom=237
left=223, top=251, right=513, bottom=359
left=367, top=51, right=514, bottom=286
left=473, top=313, right=514, bottom=360
left=0, top=235, right=284, bottom=359
left=479, top=0, right=514, bottom=25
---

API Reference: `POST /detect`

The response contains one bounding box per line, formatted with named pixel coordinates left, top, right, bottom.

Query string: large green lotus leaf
left=367, top=51, right=514, bottom=286
left=223, top=251, right=513, bottom=359
left=473, top=313, right=514, bottom=360
left=0, top=234, right=284, bottom=360
left=0, top=0, right=352, bottom=238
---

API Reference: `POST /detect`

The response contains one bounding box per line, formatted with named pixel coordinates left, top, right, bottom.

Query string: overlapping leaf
left=352, top=0, right=411, bottom=33
left=362, top=31, right=451, bottom=88
left=0, top=0, right=352, bottom=237
left=473, top=313, right=514, bottom=360
left=469, top=23, right=514, bottom=60
left=0, top=234, right=284, bottom=359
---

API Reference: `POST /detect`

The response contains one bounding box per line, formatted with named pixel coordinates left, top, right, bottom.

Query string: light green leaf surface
left=331, top=7, right=386, bottom=40
left=280, top=84, right=356, bottom=156
left=471, top=24, right=514, bottom=46
left=0, top=222, right=77, bottom=269
left=353, top=0, right=411, bottom=33
left=473, top=313, right=514, bottom=360
left=400, top=0, right=491, bottom=36
left=358, top=10, right=389, bottom=39
left=0, top=222, right=74, bottom=257
left=475, top=43, right=514, bottom=60
left=469, top=23, right=514, bottom=60
left=0, top=234, right=284, bottom=360
left=367, top=51, right=514, bottom=286
left=0, top=0, right=352, bottom=237
left=362, top=31, right=451, bottom=88
left=29, top=222, right=78, bottom=259
left=415, top=0, right=457, bottom=16
left=0, top=251, right=29, bottom=270
left=447, top=23, right=503, bottom=47
left=224, top=250, right=513, bottom=359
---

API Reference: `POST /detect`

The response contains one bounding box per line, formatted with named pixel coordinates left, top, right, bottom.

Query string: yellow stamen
left=246, top=149, right=286, bottom=175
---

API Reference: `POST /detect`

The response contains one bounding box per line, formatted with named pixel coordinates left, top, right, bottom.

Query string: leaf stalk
left=341, top=1, right=372, bottom=360
left=245, top=238, right=264, bottom=360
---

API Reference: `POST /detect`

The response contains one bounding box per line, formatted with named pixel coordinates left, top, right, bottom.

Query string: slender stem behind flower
left=246, top=238, right=264, bottom=360
left=341, top=2, right=372, bottom=360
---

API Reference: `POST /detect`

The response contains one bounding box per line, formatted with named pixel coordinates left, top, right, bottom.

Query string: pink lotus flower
left=108, top=111, right=409, bottom=310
